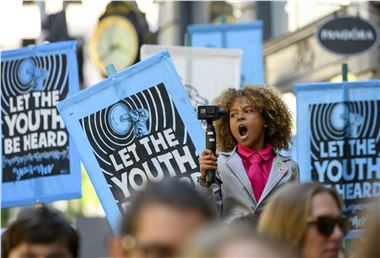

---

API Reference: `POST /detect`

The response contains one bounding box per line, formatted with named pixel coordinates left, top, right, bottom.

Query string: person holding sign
left=197, top=85, right=299, bottom=222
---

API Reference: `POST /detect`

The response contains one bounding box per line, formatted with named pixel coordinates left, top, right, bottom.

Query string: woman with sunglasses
left=257, top=182, right=346, bottom=258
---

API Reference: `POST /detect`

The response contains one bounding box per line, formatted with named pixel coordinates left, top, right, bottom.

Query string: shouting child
left=198, top=85, right=299, bottom=223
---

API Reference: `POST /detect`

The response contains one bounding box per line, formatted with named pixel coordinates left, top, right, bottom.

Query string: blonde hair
left=214, top=85, right=292, bottom=152
left=179, top=224, right=295, bottom=258
left=257, top=182, right=343, bottom=256
left=357, top=198, right=380, bottom=258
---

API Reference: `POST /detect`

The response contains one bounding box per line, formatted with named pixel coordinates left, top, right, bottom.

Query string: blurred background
left=1, top=0, right=379, bottom=256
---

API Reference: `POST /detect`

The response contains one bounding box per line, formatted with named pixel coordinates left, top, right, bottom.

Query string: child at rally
left=197, top=85, right=299, bottom=223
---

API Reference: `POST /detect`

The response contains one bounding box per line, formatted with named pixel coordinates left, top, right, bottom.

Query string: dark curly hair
left=214, top=85, right=293, bottom=152
left=1, top=206, right=79, bottom=258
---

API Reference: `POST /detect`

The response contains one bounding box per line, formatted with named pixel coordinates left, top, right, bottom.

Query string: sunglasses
left=306, top=215, right=347, bottom=237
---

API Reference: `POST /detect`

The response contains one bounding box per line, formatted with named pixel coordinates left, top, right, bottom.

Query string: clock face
left=89, top=16, right=139, bottom=76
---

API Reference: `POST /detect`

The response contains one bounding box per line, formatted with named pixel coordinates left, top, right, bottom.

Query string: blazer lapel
left=256, top=155, right=288, bottom=208
left=225, top=150, right=257, bottom=204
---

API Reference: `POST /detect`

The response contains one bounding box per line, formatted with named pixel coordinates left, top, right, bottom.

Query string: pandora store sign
left=316, top=16, right=379, bottom=55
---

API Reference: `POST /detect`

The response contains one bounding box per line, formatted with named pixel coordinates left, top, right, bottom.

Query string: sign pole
left=342, top=63, right=348, bottom=82
left=184, top=33, right=191, bottom=47
left=106, top=64, right=117, bottom=76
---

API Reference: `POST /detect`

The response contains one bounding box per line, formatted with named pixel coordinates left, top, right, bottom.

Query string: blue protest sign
left=187, top=22, right=264, bottom=86
left=57, top=50, right=204, bottom=232
left=295, top=80, right=380, bottom=239
left=1, top=41, right=81, bottom=207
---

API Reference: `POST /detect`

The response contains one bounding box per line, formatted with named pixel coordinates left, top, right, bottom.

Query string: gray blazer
left=197, top=147, right=299, bottom=223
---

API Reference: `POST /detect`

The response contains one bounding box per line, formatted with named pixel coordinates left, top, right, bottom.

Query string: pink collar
left=237, top=143, right=274, bottom=162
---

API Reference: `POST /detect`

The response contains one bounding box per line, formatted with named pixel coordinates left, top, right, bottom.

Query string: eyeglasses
left=122, top=235, right=176, bottom=258
left=306, top=215, right=347, bottom=237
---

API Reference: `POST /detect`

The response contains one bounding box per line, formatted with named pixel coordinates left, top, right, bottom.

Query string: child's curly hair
left=214, top=85, right=293, bottom=152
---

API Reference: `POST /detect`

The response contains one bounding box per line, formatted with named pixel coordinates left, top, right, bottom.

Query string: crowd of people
left=2, top=180, right=379, bottom=258
left=2, top=86, right=378, bottom=257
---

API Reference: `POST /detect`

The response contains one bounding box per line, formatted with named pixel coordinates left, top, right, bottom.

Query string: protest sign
left=1, top=41, right=80, bottom=207
left=57, top=50, right=204, bottom=232
left=141, top=44, right=242, bottom=106
left=187, top=22, right=263, bottom=85
left=295, top=80, right=380, bottom=239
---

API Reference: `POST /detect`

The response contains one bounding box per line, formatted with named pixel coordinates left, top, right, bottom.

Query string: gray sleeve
left=196, top=171, right=223, bottom=216
left=292, top=161, right=300, bottom=182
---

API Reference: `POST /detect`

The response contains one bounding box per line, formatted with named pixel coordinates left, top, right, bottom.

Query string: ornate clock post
left=89, top=1, right=154, bottom=76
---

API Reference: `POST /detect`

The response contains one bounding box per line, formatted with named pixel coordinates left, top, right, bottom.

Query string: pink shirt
left=237, top=143, right=275, bottom=202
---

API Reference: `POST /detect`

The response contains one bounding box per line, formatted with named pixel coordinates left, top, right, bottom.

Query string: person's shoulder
left=217, top=148, right=237, bottom=165
left=218, top=147, right=236, bottom=158
left=274, top=152, right=297, bottom=166
left=274, top=152, right=299, bottom=179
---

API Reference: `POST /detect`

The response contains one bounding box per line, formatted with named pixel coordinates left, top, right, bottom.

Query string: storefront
left=264, top=5, right=380, bottom=93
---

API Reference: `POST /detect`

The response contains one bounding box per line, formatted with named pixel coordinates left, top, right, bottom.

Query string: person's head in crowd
left=214, top=85, right=293, bottom=153
left=179, top=224, right=295, bottom=258
left=111, top=178, right=214, bottom=258
left=258, top=182, right=345, bottom=258
left=357, top=197, right=380, bottom=258
left=1, top=205, right=79, bottom=258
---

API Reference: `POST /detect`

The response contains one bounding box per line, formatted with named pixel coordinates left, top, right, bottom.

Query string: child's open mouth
left=238, top=124, right=248, bottom=137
